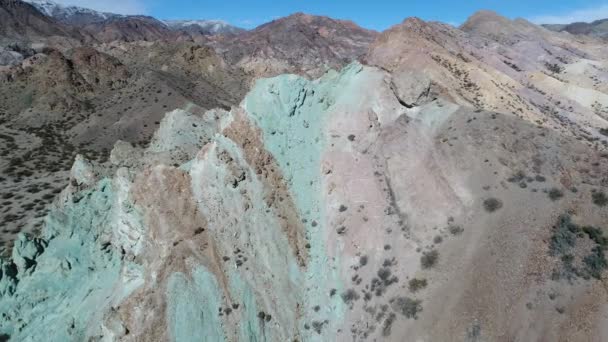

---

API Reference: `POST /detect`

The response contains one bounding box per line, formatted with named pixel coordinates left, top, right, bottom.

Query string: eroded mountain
left=209, top=13, right=379, bottom=78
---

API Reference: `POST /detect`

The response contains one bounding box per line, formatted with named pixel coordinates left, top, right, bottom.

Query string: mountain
left=0, top=0, right=84, bottom=46
left=543, top=18, right=608, bottom=39
left=209, top=12, right=379, bottom=77
left=79, top=15, right=177, bottom=42
left=23, top=0, right=177, bottom=42
left=164, top=19, right=245, bottom=35
left=24, top=0, right=243, bottom=40
left=23, top=0, right=119, bottom=26
left=365, top=11, right=608, bottom=141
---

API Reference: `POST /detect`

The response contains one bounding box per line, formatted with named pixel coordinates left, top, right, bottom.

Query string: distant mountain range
left=24, top=0, right=118, bottom=25
left=543, top=18, right=608, bottom=39
left=23, top=0, right=244, bottom=35
left=0, top=0, right=85, bottom=45
left=164, top=20, right=245, bottom=35
left=19, top=0, right=608, bottom=41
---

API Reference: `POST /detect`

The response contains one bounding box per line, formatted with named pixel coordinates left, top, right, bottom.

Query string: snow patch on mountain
left=24, top=0, right=120, bottom=24
left=164, top=19, right=244, bottom=34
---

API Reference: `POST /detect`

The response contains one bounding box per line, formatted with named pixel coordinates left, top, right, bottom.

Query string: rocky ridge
left=1, top=60, right=608, bottom=340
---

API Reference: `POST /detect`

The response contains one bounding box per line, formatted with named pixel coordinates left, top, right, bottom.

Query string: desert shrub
left=420, top=250, right=439, bottom=269
left=583, top=226, right=608, bottom=247
left=449, top=225, right=464, bottom=235
left=507, top=170, right=526, bottom=183
left=391, top=297, right=422, bottom=319
left=592, top=191, right=608, bottom=207
left=545, top=62, right=563, bottom=74
left=550, top=214, right=608, bottom=280
left=408, top=278, right=428, bottom=292
left=341, top=289, right=360, bottom=306
left=311, top=321, right=326, bottom=334
left=583, top=247, right=607, bottom=279
left=42, top=194, right=55, bottom=201
left=549, top=214, right=579, bottom=256
left=377, top=268, right=396, bottom=285
left=483, top=198, right=503, bottom=212
left=381, top=312, right=397, bottom=337
left=547, top=188, right=564, bottom=201
left=359, top=255, right=368, bottom=267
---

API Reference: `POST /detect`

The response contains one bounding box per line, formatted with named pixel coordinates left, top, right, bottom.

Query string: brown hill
left=210, top=12, right=378, bottom=77
left=0, top=0, right=84, bottom=46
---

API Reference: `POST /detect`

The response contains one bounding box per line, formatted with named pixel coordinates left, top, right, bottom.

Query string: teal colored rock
left=0, top=180, right=137, bottom=341
left=0, top=63, right=390, bottom=341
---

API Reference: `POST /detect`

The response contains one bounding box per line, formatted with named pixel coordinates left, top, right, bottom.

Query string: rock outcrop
left=1, top=61, right=607, bottom=341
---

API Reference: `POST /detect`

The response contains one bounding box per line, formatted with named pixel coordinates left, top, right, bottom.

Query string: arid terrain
left=1, top=0, right=608, bottom=341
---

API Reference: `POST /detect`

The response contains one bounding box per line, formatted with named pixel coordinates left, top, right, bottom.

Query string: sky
left=49, top=0, right=608, bottom=30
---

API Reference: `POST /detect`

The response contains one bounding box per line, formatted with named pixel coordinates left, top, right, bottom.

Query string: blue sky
left=53, top=0, right=608, bottom=30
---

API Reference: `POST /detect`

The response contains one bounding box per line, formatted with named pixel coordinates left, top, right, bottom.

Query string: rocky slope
left=0, top=0, right=84, bottom=47
left=1, top=60, right=608, bottom=341
left=0, top=42, right=249, bottom=248
left=365, top=11, right=608, bottom=145
left=209, top=13, right=378, bottom=78
left=78, top=15, right=178, bottom=43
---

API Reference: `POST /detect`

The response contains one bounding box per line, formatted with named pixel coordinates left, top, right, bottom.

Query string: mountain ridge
left=24, top=0, right=245, bottom=35
left=543, top=18, right=608, bottom=39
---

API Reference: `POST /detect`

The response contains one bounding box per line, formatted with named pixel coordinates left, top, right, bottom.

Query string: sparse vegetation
left=547, top=188, right=564, bottom=201
left=421, top=250, right=439, bottom=269
left=391, top=297, right=422, bottom=319
left=381, top=312, right=397, bottom=337
left=341, top=289, right=360, bottom=307
left=544, top=62, right=563, bottom=74
left=359, top=255, right=368, bottom=267
left=408, top=278, right=428, bottom=292
left=592, top=191, right=608, bottom=207
left=550, top=214, right=608, bottom=280
left=503, top=60, right=522, bottom=72
left=483, top=198, right=503, bottom=212
left=449, top=225, right=464, bottom=235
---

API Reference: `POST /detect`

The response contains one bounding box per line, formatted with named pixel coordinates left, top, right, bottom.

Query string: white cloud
left=51, top=0, right=147, bottom=15
left=529, top=4, right=608, bottom=24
